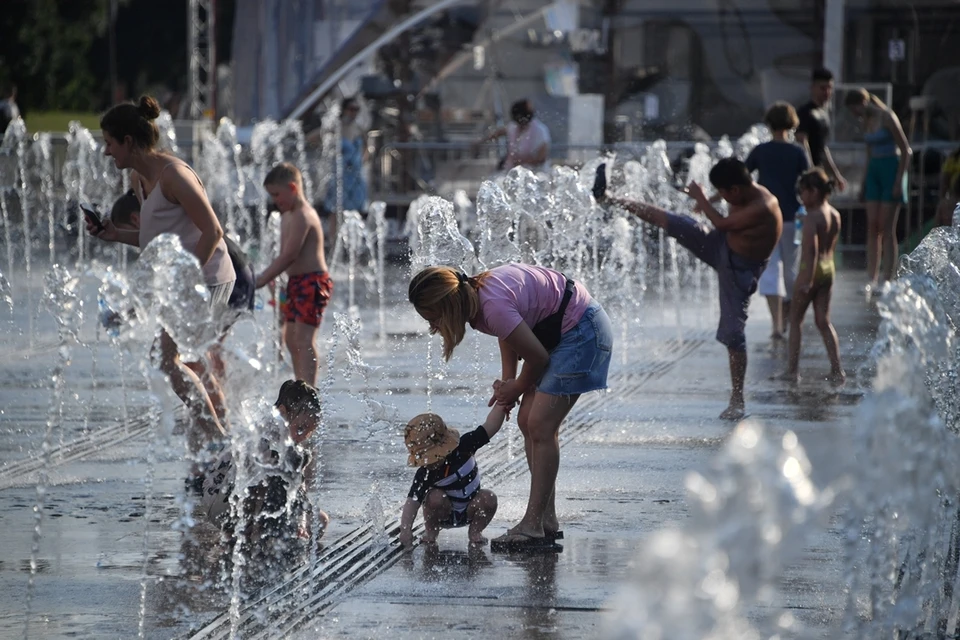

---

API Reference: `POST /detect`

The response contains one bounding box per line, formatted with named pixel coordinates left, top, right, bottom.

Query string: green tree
left=0, top=0, right=115, bottom=111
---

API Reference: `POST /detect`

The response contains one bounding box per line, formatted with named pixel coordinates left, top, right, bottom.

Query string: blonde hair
left=263, top=162, right=303, bottom=189
left=764, top=101, right=799, bottom=132
left=408, top=266, right=487, bottom=360
left=844, top=88, right=886, bottom=110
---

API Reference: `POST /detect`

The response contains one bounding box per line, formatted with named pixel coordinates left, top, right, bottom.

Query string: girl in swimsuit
left=781, top=168, right=845, bottom=387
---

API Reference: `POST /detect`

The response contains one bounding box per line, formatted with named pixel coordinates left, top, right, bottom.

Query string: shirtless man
left=595, top=157, right=782, bottom=420
left=256, top=163, right=333, bottom=385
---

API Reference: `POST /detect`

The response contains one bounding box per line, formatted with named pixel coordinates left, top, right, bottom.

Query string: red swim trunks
left=284, top=271, right=333, bottom=327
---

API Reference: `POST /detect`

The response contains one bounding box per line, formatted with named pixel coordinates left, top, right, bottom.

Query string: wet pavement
left=0, top=264, right=879, bottom=639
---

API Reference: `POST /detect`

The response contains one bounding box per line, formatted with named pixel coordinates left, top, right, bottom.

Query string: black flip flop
left=592, top=163, right=607, bottom=202
left=544, top=530, right=564, bottom=541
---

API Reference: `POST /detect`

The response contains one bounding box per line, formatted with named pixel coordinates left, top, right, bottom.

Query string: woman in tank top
left=87, top=95, right=235, bottom=454
left=844, top=88, right=912, bottom=290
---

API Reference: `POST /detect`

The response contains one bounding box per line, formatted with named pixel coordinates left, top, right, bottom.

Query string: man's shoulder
left=752, top=185, right=780, bottom=211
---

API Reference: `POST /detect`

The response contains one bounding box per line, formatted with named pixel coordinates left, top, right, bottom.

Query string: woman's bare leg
left=158, top=330, right=225, bottom=454
left=506, top=392, right=579, bottom=538
left=879, top=202, right=901, bottom=282
left=865, top=201, right=882, bottom=285
left=516, top=391, right=559, bottom=534
left=184, top=359, right=227, bottom=423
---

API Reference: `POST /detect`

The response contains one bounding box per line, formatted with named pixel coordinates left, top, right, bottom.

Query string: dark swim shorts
left=284, top=271, right=334, bottom=327
left=665, top=213, right=768, bottom=352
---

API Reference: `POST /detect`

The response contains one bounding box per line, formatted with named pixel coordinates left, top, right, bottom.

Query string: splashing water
left=607, top=421, right=825, bottom=639
left=0, top=269, right=11, bottom=312
left=25, top=265, right=84, bottom=638
left=35, top=133, right=57, bottom=264
left=365, top=491, right=387, bottom=551
left=370, top=202, right=388, bottom=343
left=838, top=246, right=960, bottom=637
left=409, top=196, right=477, bottom=274
left=331, top=308, right=389, bottom=427
left=129, top=234, right=218, bottom=361
left=155, top=111, right=179, bottom=154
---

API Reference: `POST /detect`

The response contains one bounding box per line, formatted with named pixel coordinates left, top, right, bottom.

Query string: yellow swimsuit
left=800, top=258, right=835, bottom=288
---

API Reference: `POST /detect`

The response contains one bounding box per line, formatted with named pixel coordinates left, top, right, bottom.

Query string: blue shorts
left=666, top=213, right=768, bottom=352
left=864, top=155, right=907, bottom=204
left=536, top=301, right=613, bottom=396
left=438, top=508, right=470, bottom=529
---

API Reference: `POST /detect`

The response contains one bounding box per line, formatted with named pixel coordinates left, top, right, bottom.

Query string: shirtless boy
left=781, top=168, right=845, bottom=386
left=255, top=163, right=333, bottom=385
left=596, top=157, right=782, bottom=420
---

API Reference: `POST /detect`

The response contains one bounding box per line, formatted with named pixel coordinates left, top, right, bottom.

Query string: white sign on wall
left=888, top=39, right=906, bottom=62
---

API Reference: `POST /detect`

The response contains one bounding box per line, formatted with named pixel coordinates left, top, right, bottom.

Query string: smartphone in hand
left=80, top=202, right=106, bottom=233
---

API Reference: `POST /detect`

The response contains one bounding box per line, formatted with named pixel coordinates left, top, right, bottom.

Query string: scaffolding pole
left=188, top=0, right=217, bottom=120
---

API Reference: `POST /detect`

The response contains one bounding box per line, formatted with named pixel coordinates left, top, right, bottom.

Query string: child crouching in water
left=782, top=168, right=846, bottom=386
left=399, top=405, right=507, bottom=549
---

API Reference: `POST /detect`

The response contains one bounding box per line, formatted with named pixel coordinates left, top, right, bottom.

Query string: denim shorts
left=537, top=301, right=613, bottom=396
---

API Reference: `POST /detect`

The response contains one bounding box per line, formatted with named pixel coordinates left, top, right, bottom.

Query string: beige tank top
left=137, top=163, right=235, bottom=286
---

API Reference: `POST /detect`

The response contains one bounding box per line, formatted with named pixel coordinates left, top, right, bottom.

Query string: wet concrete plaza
left=0, top=263, right=878, bottom=639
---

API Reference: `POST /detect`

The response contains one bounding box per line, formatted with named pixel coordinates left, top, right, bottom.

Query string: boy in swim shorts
left=256, top=163, right=333, bottom=385
left=596, top=158, right=782, bottom=420
left=399, top=405, right=507, bottom=549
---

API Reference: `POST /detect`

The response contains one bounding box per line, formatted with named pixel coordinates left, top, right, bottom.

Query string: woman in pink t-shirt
left=409, top=263, right=613, bottom=550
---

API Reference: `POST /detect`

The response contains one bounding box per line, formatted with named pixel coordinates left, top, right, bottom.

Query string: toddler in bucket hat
left=399, top=405, right=508, bottom=548
left=405, top=413, right=460, bottom=467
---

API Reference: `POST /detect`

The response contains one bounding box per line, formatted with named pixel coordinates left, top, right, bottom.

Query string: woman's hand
left=494, top=378, right=527, bottom=408
left=87, top=217, right=120, bottom=242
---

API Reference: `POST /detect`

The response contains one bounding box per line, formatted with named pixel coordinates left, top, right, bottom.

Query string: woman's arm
left=496, top=322, right=550, bottom=406
left=886, top=110, right=912, bottom=197
left=498, top=339, right=519, bottom=380
left=162, top=165, right=224, bottom=266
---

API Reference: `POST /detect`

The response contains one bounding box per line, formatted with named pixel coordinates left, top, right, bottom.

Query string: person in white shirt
left=476, top=99, right=552, bottom=173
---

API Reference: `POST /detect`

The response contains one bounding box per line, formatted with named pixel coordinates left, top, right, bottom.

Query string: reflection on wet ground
left=0, top=271, right=879, bottom=638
